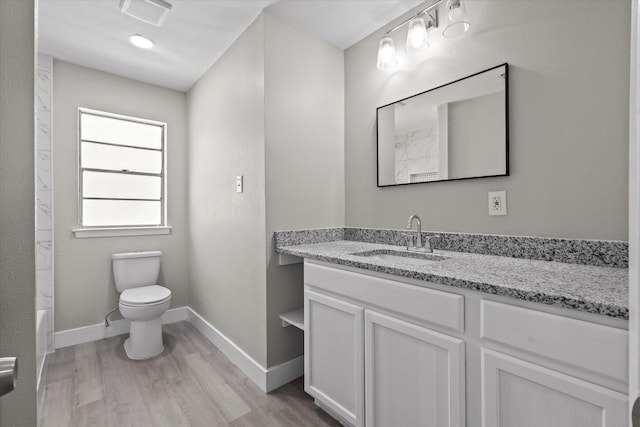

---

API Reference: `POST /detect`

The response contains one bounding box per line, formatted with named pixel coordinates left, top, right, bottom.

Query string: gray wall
left=345, top=0, right=630, bottom=241
left=52, top=61, right=189, bottom=331
left=0, top=0, right=37, bottom=424
left=449, top=92, right=505, bottom=178
left=377, top=106, right=396, bottom=184
left=188, top=15, right=268, bottom=366
left=263, top=12, right=345, bottom=367
left=188, top=12, right=345, bottom=368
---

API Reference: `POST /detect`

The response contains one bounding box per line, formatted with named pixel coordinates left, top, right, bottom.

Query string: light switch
left=236, top=175, right=243, bottom=193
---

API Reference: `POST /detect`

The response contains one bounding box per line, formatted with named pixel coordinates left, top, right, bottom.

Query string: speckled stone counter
left=275, top=235, right=629, bottom=320
left=274, top=227, right=628, bottom=268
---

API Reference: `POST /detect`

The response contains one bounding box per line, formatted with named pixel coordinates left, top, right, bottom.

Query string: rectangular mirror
left=376, top=63, right=509, bottom=186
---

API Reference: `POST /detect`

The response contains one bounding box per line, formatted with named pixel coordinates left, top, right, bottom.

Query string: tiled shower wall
left=394, top=127, right=439, bottom=184
left=36, top=53, right=54, bottom=385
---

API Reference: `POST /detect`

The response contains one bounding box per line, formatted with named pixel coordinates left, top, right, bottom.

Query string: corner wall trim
left=37, top=351, right=48, bottom=392
left=53, top=306, right=189, bottom=349
left=186, top=307, right=303, bottom=393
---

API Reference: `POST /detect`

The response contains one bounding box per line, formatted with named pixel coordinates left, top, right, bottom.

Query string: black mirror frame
left=376, top=62, right=509, bottom=187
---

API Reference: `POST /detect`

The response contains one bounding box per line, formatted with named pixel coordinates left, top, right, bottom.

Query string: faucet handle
left=401, top=232, right=414, bottom=250
left=424, top=234, right=441, bottom=251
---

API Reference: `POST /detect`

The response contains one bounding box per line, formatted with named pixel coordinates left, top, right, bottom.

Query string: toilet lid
left=120, top=285, right=171, bottom=305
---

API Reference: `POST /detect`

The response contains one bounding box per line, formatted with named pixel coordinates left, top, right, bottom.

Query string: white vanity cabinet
left=482, top=349, right=627, bottom=427
left=304, top=289, right=364, bottom=426
left=480, top=300, right=628, bottom=427
left=364, top=311, right=465, bottom=427
left=304, top=261, right=466, bottom=427
left=302, top=260, right=629, bottom=427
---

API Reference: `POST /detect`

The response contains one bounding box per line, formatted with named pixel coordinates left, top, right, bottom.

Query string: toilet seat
left=120, top=285, right=171, bottom=307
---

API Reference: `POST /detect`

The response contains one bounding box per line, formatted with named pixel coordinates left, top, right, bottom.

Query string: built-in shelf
left=278, top=253, right=303, bottom=266
left=280, top=308, right=304, bottom=331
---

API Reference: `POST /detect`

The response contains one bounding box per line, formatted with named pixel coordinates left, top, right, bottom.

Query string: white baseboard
left=186, top=307, right=303, bottom=393
left=161, top=306, right=189, bottom=324
left=54, top=306, right=188, bottom=349
left=266, top=354, right=304, bottom=393
left=53, top=305, right=303, bottom=393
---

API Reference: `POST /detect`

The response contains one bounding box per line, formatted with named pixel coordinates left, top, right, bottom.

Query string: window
left=78, top=108, right=167, bottom=229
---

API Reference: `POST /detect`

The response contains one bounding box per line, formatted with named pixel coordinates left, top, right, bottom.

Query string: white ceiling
left=38, top=0, right=425, bottom=92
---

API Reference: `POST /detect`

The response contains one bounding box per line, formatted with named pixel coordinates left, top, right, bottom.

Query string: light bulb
left=377, top=37, right=397, bottom=71
left=407, top=18, right=427, bottom=49
left=406, top=17, right=430, bottom=55
left=380, top=44, right=394, bottom=62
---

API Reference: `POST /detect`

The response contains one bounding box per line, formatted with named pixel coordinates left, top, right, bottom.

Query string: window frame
left=75, top=108, right=169, bottom=236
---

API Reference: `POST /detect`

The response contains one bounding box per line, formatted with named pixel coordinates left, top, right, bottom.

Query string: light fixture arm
left=383, top=0, right=443, bottom=36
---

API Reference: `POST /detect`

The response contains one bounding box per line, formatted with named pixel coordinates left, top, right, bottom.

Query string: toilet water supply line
left=104, top=307, right=119, bottom=327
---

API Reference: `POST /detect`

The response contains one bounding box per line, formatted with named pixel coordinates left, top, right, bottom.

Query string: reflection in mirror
left=376, top=63, right=508, bottom=186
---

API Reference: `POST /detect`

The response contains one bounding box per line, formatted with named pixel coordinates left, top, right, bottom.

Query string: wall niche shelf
left=280, top=308, right=304, bottom=331
left=279, top=253, right=303, bottom=266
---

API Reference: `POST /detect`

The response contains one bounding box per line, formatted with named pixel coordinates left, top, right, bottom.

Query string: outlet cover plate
left=488, top=191, right=507, bottom=216
left=236, top=175, right=243, bottom=193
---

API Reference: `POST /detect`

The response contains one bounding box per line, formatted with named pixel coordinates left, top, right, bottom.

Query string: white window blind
left=79, top=109, right=166, bottom=228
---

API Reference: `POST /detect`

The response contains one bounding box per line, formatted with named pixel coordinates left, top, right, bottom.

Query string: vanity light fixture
left=377, top=0, right=472, bottom=70
left=128, top=34, right=155, bottom=49
left=443, top=0, right=471, bottom=38
left=376, top=0, right=441, bottom=70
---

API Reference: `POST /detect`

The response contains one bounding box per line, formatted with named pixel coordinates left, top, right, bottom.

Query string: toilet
left=112, top=251, right=171, bottom=360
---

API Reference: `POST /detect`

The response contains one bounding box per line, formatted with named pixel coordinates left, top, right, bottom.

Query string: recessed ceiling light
left=128, top=34, right=155, bottom=49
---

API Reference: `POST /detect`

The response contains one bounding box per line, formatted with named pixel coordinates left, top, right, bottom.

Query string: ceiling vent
left=119, top=0, right=172, bottom=27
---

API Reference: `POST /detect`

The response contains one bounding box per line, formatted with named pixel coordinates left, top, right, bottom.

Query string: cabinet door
left=304, top=289, right=364, bottom=426
left=365, top=310, right=465, bottom=427
left=482, top=349, right=628, bottom=427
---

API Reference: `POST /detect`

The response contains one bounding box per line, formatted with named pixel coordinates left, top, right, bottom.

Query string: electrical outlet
left=488, top=191, right=507, bottom=216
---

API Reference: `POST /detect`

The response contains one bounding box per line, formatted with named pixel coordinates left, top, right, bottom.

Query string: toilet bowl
left=112, top=252, right=172, bottom=360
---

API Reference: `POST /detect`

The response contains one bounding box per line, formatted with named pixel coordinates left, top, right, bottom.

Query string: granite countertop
left=276, top=240, right=629, bottom=319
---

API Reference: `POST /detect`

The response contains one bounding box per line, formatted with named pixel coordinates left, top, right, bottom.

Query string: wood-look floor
left=38, top=321, right=341, bottom=427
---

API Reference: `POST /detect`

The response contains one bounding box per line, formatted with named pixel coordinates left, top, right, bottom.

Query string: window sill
left=73, top=226, right=172, bottom=239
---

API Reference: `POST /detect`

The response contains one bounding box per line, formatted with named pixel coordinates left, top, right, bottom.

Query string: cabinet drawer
left=305, top=261, right=464, bottom=332
left=481, top=300, right=628, bottom=383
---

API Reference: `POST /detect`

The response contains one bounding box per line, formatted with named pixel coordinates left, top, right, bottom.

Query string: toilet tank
left=112, top=251, right=162, bottom=292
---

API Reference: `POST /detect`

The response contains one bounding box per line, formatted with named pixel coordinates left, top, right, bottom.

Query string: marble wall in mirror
left=377, top=63, right=509, bottom=187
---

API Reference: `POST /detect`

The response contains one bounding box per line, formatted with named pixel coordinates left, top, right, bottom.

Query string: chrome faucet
left=406, top=214, right=434, bottom=253
left=407, top=214, right=423, bottom=249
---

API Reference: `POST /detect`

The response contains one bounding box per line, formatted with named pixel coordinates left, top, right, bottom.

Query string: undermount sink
left=351, top=249, right=448, bottom=266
